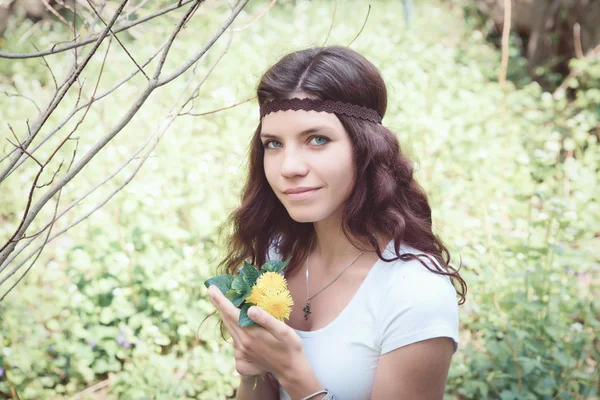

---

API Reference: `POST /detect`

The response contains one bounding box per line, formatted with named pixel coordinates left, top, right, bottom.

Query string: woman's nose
left=280, top=149, right=308, bottom=178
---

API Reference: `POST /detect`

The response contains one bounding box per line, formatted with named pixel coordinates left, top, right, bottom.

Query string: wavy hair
left=206, top=45, right=467, bottom=392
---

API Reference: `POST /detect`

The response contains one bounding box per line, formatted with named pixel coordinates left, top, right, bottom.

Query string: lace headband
left=259, top=98, right=382, bottom=124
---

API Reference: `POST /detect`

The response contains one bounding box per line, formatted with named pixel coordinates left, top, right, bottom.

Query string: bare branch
left=41, top=0, right=75, bottom=29
left=347, top=4, right=371, bottom=48
left=1, top=25, right=235, bottom=277
left=0, top=31, right=114, bottom=258
left=75, top=0, right=109, bottom=39
left=85, top=0, right=150, bottom=81
left=0, top=36, right=169, bottom=175
left=232, top=0, right=276, bottom=32
left=35, top=160, right=63, bottom=189
left=321, top=0, right=337, bottom=46
left=0, top=0, right=197, bottom=60
left=0, top=0, right=250, bottom=283
left=179, top=94, right=255, bottom=117
left=120, top=0, right=153, bottom=22
left=1, top=91, right=42, bottom=114
left=22, top=139, right=79, bottom=241
left=6, top=124, right=43, bottom=168
left=44, top=36, right=112, bottom=176
left=157, top=0, right=249, bottom=86
left=18, top=20, right=50, bottom=46
left=0, top=0, right=129, bottom=184
left=32, top=44, right=59, bottom=92
left=73, top=0, right=79, bottom=62
left=153, top=0, right=204, bottom=80
left=0, top=140, right=78, bottom=301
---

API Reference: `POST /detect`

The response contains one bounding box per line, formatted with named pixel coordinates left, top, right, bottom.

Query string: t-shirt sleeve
left=379, top=259, right=460, bottom=355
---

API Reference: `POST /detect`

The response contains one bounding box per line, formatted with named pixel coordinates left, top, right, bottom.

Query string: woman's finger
left=209, top=286, right=242, bottom=344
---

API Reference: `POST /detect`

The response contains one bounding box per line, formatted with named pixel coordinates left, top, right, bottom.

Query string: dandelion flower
left=245, top=285, right=267, bottom=305
left=255, top=271, right=287, bottom=294
left=257, top=289, right=294, bottom=322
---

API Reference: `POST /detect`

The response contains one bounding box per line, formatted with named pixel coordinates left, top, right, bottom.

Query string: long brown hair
left=209, top=45, right=467, bottom=391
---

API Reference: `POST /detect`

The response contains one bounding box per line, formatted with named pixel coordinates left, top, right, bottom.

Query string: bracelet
left=300, top=388, right=334, bottom=400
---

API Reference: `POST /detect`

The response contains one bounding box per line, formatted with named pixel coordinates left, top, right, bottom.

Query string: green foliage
left=204, top=274, right=235, bottom=296
left=238, top=303, right=255, bottom=328
left=260, top=260, right=289, bottom=274
left=204, top=258, right=290, bottom=325
left=0, top=0, right=598, bottom=399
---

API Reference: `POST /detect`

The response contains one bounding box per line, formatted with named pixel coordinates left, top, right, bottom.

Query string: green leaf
left=242, top=261, right=260, bottom=287
left=226, top=288, right=248, bottom=308
left=232, top=274, right=251, bottom=294
left=204, top=274, right=234, bottom=295
left=238, top=303, right=257, bottom=327
left=260, top=258, right=290, bottom=274
left=225, top=275, right=251, bottom=307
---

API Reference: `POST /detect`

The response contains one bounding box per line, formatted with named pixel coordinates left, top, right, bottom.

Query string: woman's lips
left=285, top=188, right=321, bottom=201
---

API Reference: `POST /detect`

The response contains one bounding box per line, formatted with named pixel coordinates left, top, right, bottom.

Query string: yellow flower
left=255, top=271, right=288, bottom=294
left=245, top=285, right=267, bottom=305
left=256, top=289, right=294, bottom=322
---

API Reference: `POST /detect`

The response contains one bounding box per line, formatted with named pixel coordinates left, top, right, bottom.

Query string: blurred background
left=0, top=0, right=598, bottom=398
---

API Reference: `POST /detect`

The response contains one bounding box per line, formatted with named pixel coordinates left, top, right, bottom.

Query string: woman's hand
left=208, top=285, right=305, bottom=381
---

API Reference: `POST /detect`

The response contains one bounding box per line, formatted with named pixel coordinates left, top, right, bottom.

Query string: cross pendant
left=303, top=301, right=312, bottom=320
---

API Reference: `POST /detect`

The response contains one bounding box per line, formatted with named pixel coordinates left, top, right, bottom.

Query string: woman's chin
left=289, top=215, right=318, bottom=223
left=286, top=210, right=322, bottom=224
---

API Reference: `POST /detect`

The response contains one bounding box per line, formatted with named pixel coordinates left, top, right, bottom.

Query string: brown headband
left=259, top=98, right=382, bottom=124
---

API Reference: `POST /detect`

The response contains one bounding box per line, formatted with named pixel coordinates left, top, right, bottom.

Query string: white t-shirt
left=268, top=239, right=460, bottom=400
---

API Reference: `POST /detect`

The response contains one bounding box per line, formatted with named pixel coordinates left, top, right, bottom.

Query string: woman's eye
left=263, top=136, right=329, bottom=149
left=310, top=136, right=330, bottom=146
left=264, top=140, right=282, bottom=149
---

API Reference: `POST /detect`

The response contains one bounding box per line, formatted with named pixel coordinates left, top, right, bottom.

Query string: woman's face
left=260, top=99, right=356, bottom=224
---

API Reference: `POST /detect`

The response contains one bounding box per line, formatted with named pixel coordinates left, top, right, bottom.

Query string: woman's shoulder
left=379, top=241, right=456, bottom=294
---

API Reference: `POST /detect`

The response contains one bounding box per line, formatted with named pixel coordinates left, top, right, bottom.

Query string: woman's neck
left=312, top=217, right=389, bottom=273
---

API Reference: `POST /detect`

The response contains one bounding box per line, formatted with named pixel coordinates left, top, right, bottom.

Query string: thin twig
left=0, top=37, right=170, bottom=173
left=33, top=44, right=59, bottom=92
left=41, top=0, right=75, bottom=29
left=499, top=0, right=512, bottom=85
left=0, top=0, right=129, bottom=184
left=1, top=91, right=42, bottom=114
left=0, top=0, right=247, bottom=278
left=153, top=0, right=204, bottom=80
left=180, top=95, right=255, bottom=117
left=322, top=0, right=337, bottom=46
left=157, top=0, right=249, bottom=86
left=0, top=34, right=114, bottom=258
left=347, top=4, right=371, bottom=48
left=0, top=0, right=196, bottom=59
left=35, top=161, right=64, bottom=189
left=232, top=0, right=276, bottom=32
left=6, top=124, right=43, bottom=168
left=85, top=0, right=150, bottom=80
left=0, top=141, right=77, bottom=301
left=1, top=25, right=234, bottom=278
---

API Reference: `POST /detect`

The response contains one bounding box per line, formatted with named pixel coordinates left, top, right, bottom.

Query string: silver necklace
left=303, top=237, right=365, bottom=321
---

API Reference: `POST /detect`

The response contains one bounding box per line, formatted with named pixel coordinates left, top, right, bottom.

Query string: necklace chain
left=303, top=236, right=364, bottom=320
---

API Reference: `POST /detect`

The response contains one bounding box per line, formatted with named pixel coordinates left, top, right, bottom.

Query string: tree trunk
left=472, top=0, right=600, bottom=75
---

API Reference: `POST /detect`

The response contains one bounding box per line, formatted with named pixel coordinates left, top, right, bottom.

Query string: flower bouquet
left=203, top=259, right=294, bottom=326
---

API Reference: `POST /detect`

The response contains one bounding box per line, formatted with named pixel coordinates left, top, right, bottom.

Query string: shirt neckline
left=291, top=239, right=395, bottom=338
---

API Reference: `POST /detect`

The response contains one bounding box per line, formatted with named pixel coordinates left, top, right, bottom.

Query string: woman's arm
left=371, top=337, right=455, bottom=399
left=235, top=375, right=279, bottom=400
left=278, top=359, right=328, bottom=400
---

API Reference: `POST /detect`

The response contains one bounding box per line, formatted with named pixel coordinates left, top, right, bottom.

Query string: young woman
left=207, top=45, right=467, bottom=400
